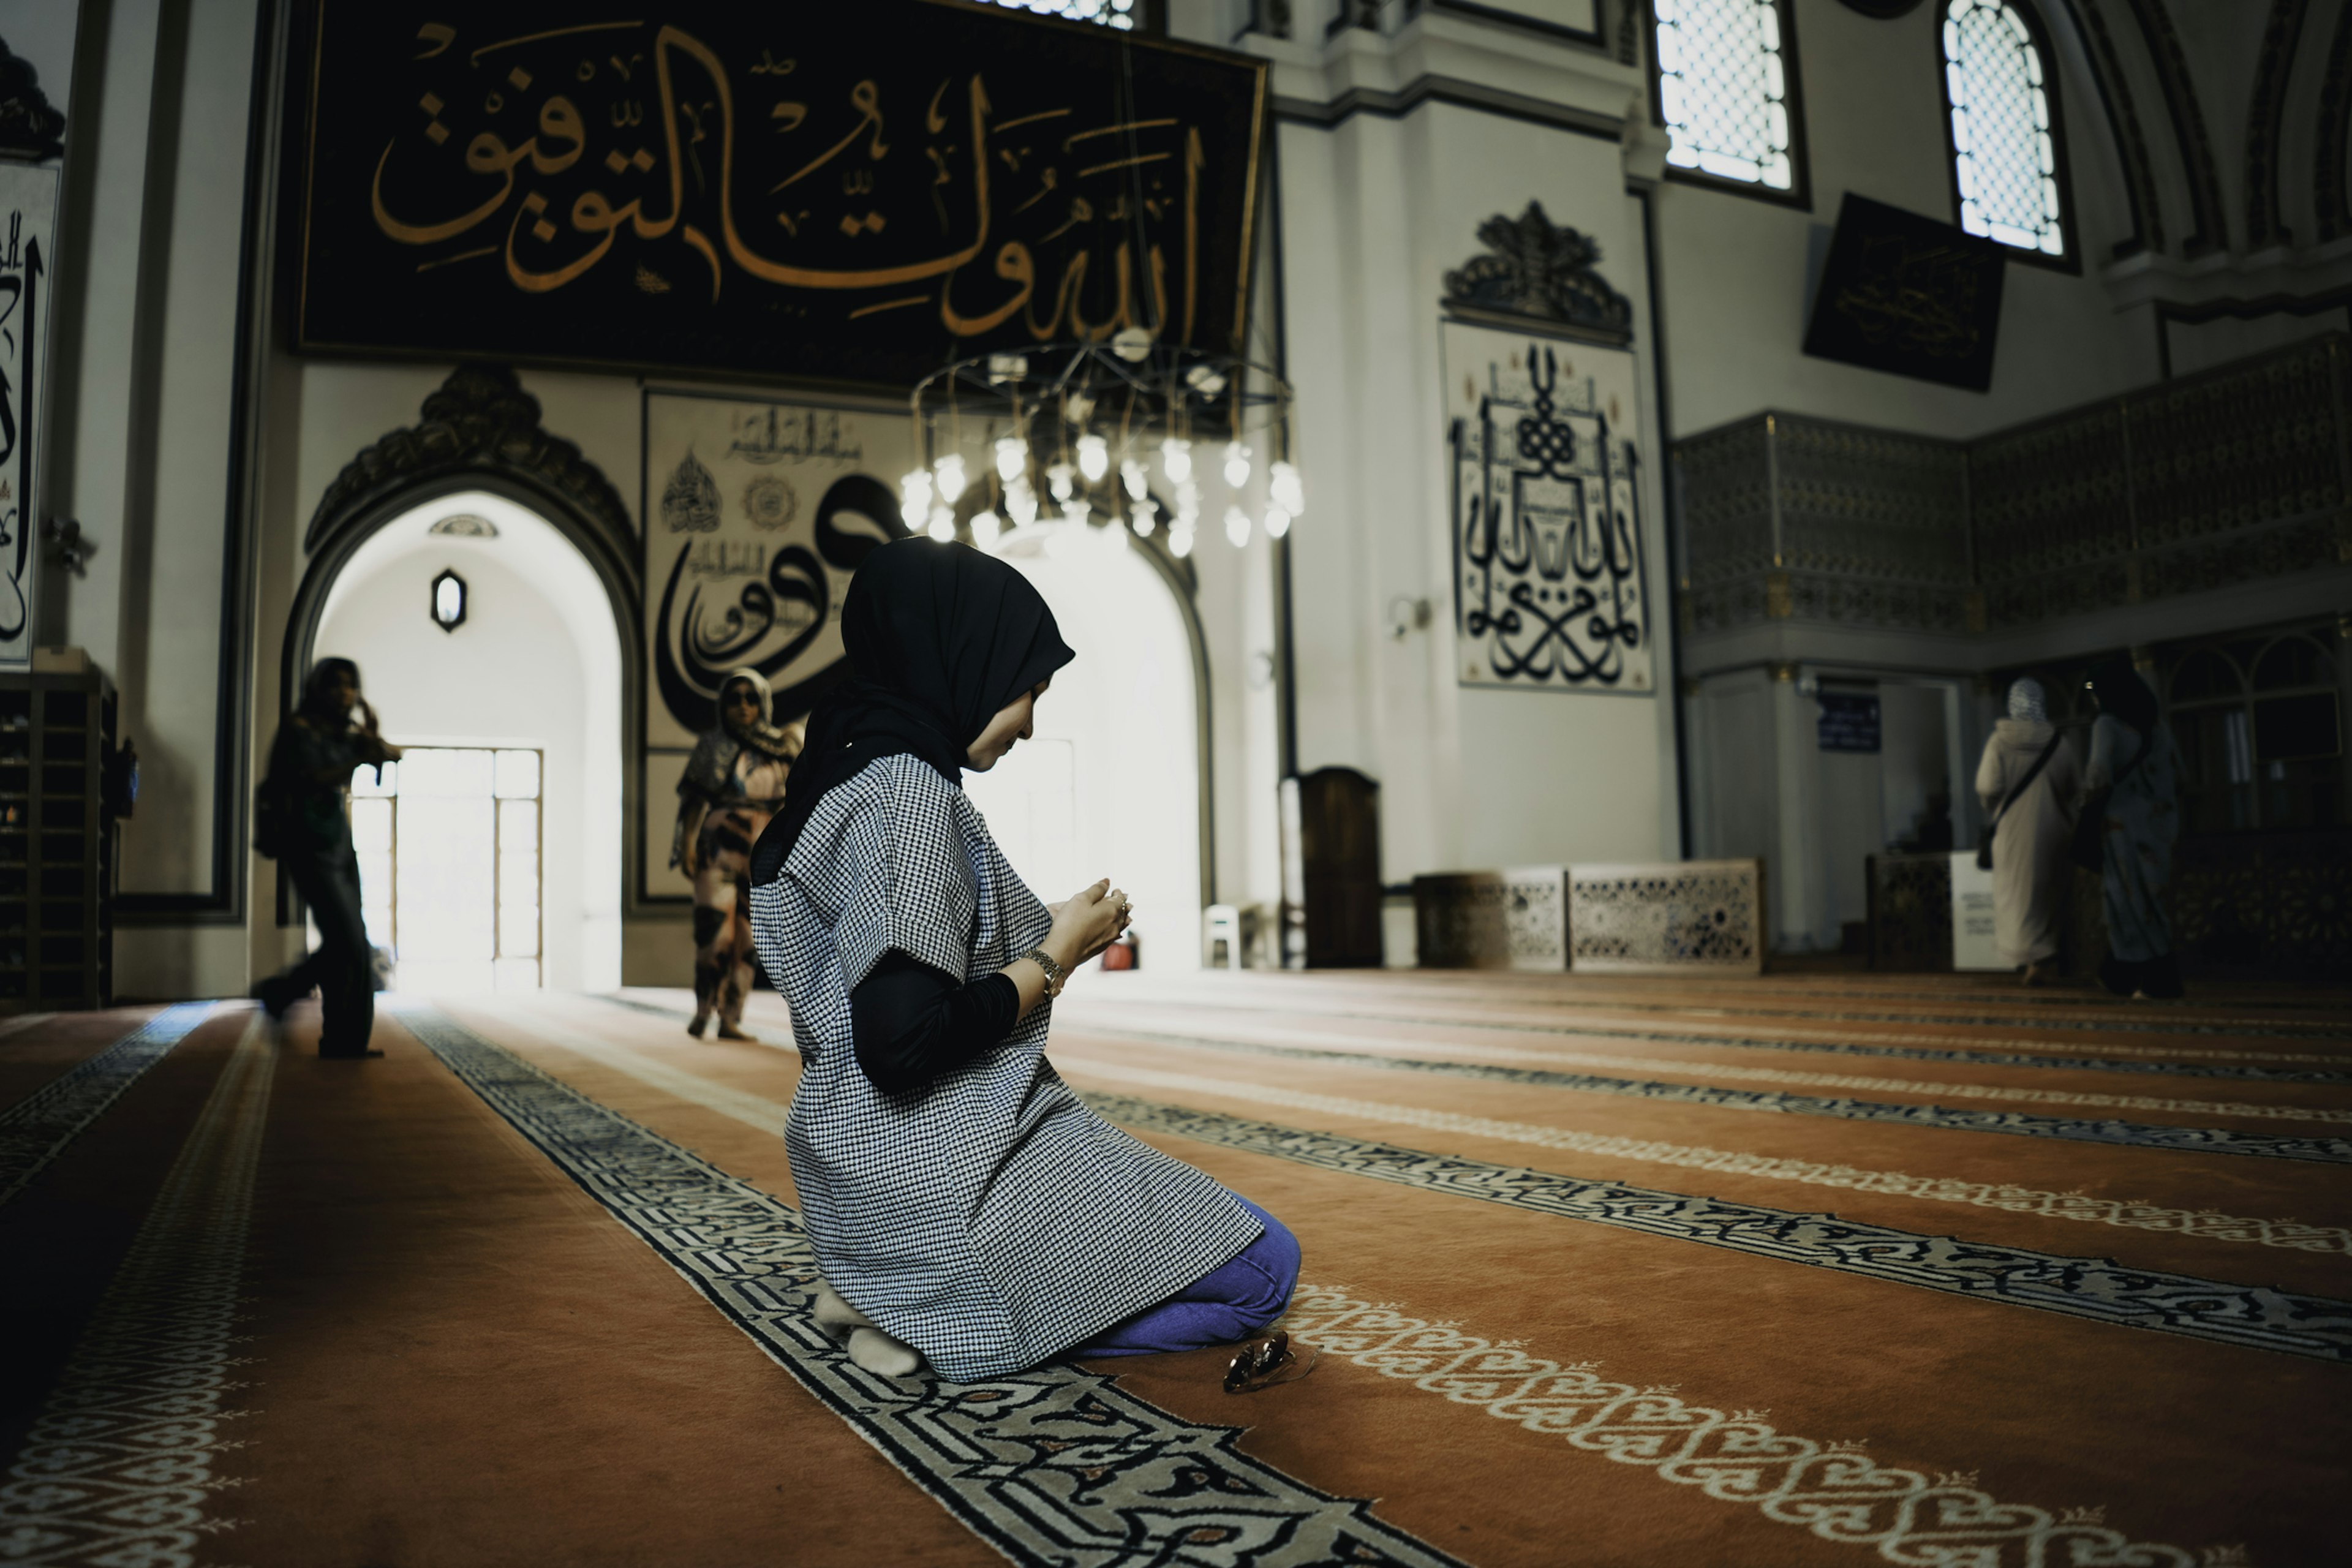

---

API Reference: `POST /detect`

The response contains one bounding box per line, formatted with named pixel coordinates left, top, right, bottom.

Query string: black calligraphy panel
left=292, top=2, right=1266, bottom=386
left=1802, top=194, right=2006, bottom=392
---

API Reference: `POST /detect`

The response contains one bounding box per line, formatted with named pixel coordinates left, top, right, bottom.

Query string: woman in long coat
left=2085, top=658, right=2184, bottom=999
left=747, top=540, right=1297, bottom=1381
left=1973, top=677, right=2082, bottom=984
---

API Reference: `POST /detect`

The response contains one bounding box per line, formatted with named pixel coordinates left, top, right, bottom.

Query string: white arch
left=967, top=524, right=1204, bottom=973
left=311, top=489, right=624, bottom=991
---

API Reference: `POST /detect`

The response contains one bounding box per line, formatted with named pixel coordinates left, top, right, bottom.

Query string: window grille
left=1941, top=0, right=2066, bottom=256
left=981, top=0, right=1144, bottom=28
left=1654, top=0, right=1800, bottom=193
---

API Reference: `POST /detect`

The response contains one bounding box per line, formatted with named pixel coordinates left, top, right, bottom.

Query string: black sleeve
left=850, top=948, right=1022, bottom=1096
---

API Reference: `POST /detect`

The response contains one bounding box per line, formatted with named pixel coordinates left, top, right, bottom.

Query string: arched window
left=1654, top=0, right=1807, bottom=201
left=1939, top=0, right=2070, bottom=260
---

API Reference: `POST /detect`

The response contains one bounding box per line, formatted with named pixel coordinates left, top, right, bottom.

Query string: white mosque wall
left=1273, top=57, right=1684, bottom=891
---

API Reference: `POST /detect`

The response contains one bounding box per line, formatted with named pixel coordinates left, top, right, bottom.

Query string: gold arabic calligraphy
left=366, top=20, right=1205, bottom=341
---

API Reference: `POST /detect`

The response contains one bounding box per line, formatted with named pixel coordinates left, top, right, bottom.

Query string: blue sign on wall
left=1817, top=692, right=1882, bottom=753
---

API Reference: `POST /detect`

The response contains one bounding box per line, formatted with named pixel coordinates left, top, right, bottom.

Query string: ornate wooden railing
left=1675, top=333, right=2352, bottom=639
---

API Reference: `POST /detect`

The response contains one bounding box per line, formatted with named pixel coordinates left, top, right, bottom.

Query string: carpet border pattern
left=1282, top=1286, right=2201, bottom=1568
left=1086, top=1092, right=2352, bottom=1363
left=1061, top=1058, right=2352, bottom=1255
left=0, top=1004, right=216, bottom=1207
left=398, top=1005, right=1470, bottom=1568
left=1101, top=1031, right=2352, bottom=1164
left=1112, top=1006, right=2352, bottom=1082
left=0, top=1017, right=271, bottom=1567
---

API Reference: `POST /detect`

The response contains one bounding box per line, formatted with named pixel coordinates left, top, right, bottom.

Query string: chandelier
left=902, top=330, right=1304, bottom=559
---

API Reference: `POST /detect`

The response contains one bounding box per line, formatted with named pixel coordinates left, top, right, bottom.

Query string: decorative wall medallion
left=1446, top=322, right=1649, bottom=692
left=428, top=512, right=499, bottom=537
left=741, top=475, right=797, bottom=532
left=1442, top=203, right=1634, bottom=346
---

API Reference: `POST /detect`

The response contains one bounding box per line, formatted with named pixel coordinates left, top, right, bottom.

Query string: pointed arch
left=2243, top=0, right=2311, bottom=252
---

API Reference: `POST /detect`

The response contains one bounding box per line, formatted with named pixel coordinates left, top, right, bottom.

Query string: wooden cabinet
left=0, top=670, right=119, bottom=1010
left=1279, top=767, right=1382, bottom=968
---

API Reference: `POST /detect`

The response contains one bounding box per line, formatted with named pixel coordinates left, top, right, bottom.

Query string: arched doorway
left=279, top=366, right=641, bottom=994
left=967, top=524, right=1209, bottom=971
left=304, top=491, right=624, bottom=991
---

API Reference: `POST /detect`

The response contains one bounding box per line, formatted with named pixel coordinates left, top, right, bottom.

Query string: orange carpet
left=1, top=968, right=2345, bottom=1566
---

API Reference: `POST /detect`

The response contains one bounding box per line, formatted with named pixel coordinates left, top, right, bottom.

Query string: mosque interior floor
left=2, top=967, right=2346, bottom=1567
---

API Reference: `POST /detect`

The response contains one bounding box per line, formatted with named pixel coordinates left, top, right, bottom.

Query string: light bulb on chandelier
left=971, top=510, right=1002, bottom=549
left=1160, top=437, right=1192, bottom=486
left=994, top=435, right=1028, bottom=484
left=1066, top=498, right=1092, bottom=528
left=899, top=468, right=933, bottom=528
left=1264, top=505, right=1292, bottom=539
left=1270, top=461, right=1305, bottom=517
left=926, top=506, right=956, bottom=543
left=1046, top=462, right=1076, bottom=503
left=1005, top=478, right=1039, bottom=527
left=1130, top=499, right=1159, bottom=537
left=1076, top=433, right=1110, bottom=484
left=933, top=453, right=967, bottom=505
left=1222, top=442, right=1251, bottom=489
left=1169, top=522, right=1196, bottom=559
left=1120, top=458, right=1150, bottom=502
left=1223, top=505, right=1251, bottom=548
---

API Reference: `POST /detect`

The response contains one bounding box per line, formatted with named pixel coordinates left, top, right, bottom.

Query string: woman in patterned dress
left=674, top=668, right=801, bottom=1039
left=746, top=540, right=1298, bottom=1381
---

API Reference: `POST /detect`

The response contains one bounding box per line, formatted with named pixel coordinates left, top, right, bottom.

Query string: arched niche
left=282, top=364, right=649, bottom=924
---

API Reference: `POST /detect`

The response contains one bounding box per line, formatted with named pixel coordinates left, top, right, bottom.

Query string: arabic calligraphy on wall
left=1801, top=194, right=2005, bottom=392
left=1446, top=321, right=1651, bottom=694
left=293, top=3, right=1267, bottom=386
left=0, top=164, right=56, bottom=669
left=643, top=390, right=914, bottom=752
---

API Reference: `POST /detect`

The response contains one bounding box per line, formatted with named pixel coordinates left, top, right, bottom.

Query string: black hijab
left=749, top=540, right=1073, bottom=884
left=2087, top=657, right=2158, bottom=737
left=298, top=657, right=361, bottom=722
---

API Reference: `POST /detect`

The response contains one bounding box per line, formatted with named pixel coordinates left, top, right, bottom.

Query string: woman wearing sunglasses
left=747, top=538, right=1298, bottom=1382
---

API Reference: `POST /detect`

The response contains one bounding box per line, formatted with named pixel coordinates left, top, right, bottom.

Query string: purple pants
left=1076, top=1197, right=1300, bottom=1357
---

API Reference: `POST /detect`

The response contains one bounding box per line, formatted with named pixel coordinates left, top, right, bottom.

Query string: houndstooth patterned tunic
left=748, top=753, right=1261, bottom=1381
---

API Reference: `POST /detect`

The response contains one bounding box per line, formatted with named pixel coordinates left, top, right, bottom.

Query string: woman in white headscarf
left=1973, top=677, right=2083, bottom=984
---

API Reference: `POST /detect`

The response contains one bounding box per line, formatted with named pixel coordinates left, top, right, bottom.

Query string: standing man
left=254, top=657, right=401, bottom=1058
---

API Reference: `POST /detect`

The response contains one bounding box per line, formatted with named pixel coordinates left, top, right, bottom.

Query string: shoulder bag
left=1977, top=729, right=2064, bottom=871
left=2068, top=727, right=2149, bottom=874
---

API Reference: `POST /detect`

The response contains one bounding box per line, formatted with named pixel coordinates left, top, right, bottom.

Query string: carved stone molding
left=0, top=36, right=66, bottom=160
left=2242, top=0, right=2310, bottom=252
left=1441, top=202, right=1634, bottom=347
left=303, top=363, right=633, bottom=567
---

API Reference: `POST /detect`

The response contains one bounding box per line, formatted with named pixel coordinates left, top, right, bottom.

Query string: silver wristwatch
left=1020, top=946, right=1069, bottom=995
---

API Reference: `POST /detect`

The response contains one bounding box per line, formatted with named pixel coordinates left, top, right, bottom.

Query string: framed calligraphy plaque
left=1444, top=320, right=1650, bottom=694
left=0, top=162, right=56, bottom=670
left=1801, top=194, right=2005, bottom=391
left=290, top=2, right=1267, bottom=388
left=639, top=388, right=913, bottom=898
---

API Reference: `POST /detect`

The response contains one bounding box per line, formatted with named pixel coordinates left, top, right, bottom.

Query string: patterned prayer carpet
left=0, top=967, right=2345, bottom=1566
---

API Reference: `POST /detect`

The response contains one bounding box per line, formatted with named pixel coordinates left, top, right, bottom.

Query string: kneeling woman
left=747, top=540, right=1297, bottom=1382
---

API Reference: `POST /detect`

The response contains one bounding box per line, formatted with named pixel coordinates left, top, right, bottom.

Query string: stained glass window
left=1654, top=0, right=1799, bottom=193
left=1942, top=0, right=2066, bottom=256
left=981, top=0, right=1140, bottom=28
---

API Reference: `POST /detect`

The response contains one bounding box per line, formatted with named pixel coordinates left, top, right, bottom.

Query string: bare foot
left=716, top=1021, right=753, bottom=1041
left=846, top=1326, right=922, bottom=1378
left=810, top=1279, right=872, bottom=1338
left=2021, top=963, right=2045, bottom=987
left=685, top=1012, right=710, bottom=1039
